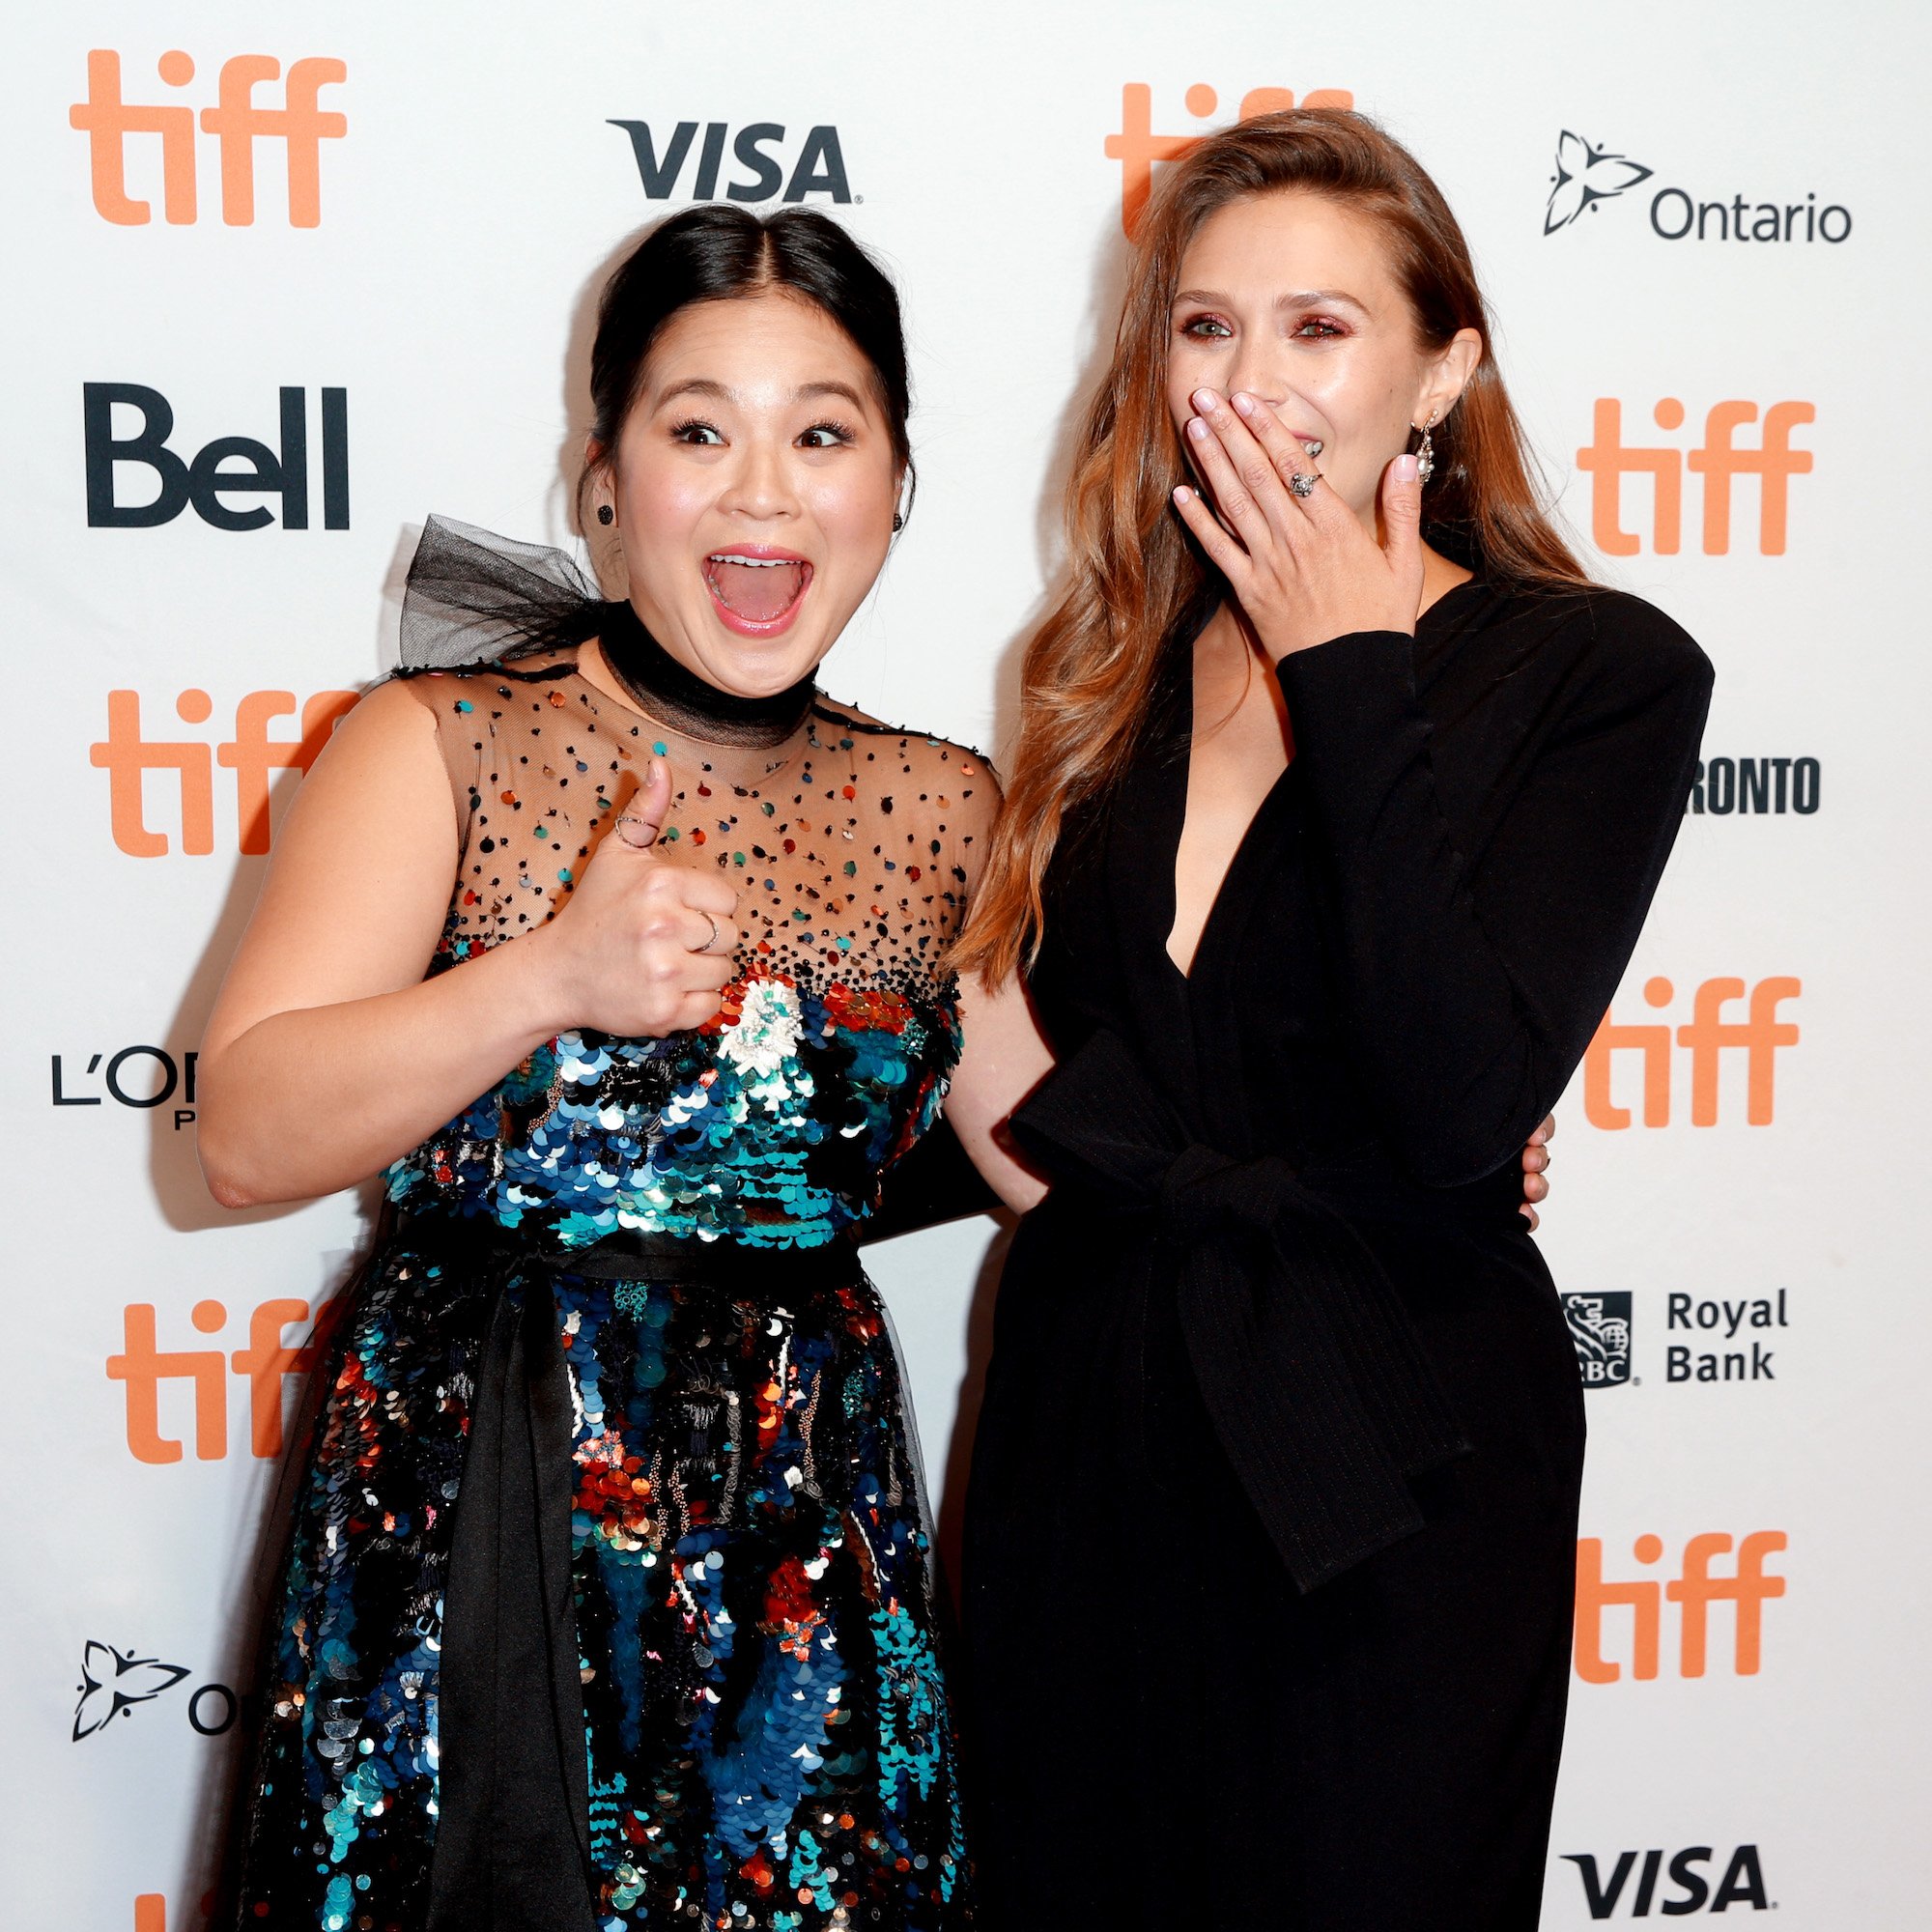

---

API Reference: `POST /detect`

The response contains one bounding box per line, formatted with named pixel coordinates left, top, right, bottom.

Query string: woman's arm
left=1277, top=608, right=1710, bottom=1184
left=944, top=968, right=1056, bottom=1213
left=198, top=680, right=740, bottom=1208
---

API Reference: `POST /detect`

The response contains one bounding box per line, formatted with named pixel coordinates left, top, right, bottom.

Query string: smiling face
left=1165, top=189, right=1480, bottom=528
left=593, top=290, right=901, bottom=697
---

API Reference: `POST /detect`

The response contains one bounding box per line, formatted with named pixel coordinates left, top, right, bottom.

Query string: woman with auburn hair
left=942, top=111, right=1712, bottom=1925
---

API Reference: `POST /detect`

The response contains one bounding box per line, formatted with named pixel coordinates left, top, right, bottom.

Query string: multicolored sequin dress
left=230, top=575, right=991, bottom=1932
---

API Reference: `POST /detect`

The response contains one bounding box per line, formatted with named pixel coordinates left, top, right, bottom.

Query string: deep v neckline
left=1161, top=660, right=1296, bottom=986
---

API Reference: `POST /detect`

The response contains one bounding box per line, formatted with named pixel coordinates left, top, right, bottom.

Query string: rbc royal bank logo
left=1563, top=1293, right=1632, bottom=1388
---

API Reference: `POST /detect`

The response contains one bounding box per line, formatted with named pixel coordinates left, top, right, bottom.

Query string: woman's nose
left=723, top=438, right=798, bottom=521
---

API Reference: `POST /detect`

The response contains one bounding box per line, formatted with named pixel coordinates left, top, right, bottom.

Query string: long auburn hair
left=954, top=109, right=1590, bottom=983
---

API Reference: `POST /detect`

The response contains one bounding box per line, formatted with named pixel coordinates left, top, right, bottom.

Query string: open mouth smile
left=702, top=547, right=813, bottom=637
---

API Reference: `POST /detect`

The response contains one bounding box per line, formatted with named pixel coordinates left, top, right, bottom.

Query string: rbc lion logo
left=1562, top=1292, right=1633, bottom=1388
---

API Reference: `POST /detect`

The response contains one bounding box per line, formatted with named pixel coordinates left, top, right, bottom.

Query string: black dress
left=962, top=581, right=1713, bottom=1928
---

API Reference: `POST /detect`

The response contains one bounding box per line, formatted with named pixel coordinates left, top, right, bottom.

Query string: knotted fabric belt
left=420, top=1219, right=859, bottom=1932
left=1009, top=1030, right=1474, bottom=1595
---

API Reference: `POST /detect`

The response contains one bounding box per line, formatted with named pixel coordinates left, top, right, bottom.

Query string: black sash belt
left=421, top=1221, right=859, bottom=1932
left=1009, top=1029, right=1476, bottom=1595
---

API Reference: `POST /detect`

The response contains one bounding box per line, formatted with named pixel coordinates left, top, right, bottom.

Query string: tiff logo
left=107, top=1298, right=320, bottom=1463
left=85, top=384, right=348, bottom=531
left=1106, top=82, right=1353, bottom=236
left=609, top=120, right=851, bottom=204
left=70, top=49, right=346, bottom=227
left=91, top=688, right=356, bottom=856
left=1577, top=398, right=1813, bottom=554
left=1576, top=1532, right=1786, bottom=1682
left=1583, top=977, right=1800, bottom=1129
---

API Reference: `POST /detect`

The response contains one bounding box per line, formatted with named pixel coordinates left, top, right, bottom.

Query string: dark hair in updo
left=580, top=204, right=914, bottom=522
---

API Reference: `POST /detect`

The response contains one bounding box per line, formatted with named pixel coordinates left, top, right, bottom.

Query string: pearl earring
left=1410, top=412, right=1438, bottom=486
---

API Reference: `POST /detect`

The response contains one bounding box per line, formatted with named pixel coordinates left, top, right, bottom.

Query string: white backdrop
left=5, top=3, right=1928, bottom=1925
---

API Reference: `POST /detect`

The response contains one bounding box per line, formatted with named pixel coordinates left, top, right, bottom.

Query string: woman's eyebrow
left=653, top=377, right=871, bottom=408
left=1172, top=287, right=1373, bottom=315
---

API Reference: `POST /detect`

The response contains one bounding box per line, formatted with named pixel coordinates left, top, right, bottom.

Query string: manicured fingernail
left=1191, top=387, right=1219, bottom=413
left=1186, top=416, right=1210, bottom=441
left=1231, top=392, right=1257, bottom=415
left=1392, top=453, right=1419, bottom=482
left=644, top=758, right=662, bottom=785
left=1173, top=485, right=1194, bottom=504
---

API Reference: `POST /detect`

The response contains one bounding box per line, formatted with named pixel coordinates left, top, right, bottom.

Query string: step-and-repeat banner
left=5, top=3, right=1926, bottom=1925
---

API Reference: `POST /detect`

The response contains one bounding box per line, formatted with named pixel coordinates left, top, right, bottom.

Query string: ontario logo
left=73, top=1642, right=187, bottom=1739
left=1545, top=129, right=1851, bottom=243
left=72, top=1640, right=239, bottom=1741
left=1563, top=1293, right=1632, bottom=1388
left=1545, top=131, right=1652, bottom=234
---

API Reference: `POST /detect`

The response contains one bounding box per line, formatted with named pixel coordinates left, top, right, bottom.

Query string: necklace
left=596, top=599, right=816, bottom=750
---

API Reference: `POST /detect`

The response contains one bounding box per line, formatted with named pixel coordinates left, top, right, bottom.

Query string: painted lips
left=703, top=548, right=812, bottom=635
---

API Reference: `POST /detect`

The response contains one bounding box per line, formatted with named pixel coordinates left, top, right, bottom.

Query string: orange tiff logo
left=1577, top=398, right=1814, bottom=554
left=1106, top=81, right=1353, bottom=235
left=1584, top=976, right=1800, bottom=1128
left=1576, top=1532, right=1787, bottom=1682
left=70, top=49, right=347, bottom=227
left=90, top=688, right=355, bottom=856
left=107, top=1298, right=319, bottom=1463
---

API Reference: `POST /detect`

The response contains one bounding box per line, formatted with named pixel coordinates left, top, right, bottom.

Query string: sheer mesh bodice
left=383, top=643, right=995, bottom=1249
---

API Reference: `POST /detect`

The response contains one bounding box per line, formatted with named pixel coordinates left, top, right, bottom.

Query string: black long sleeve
left=861, top=1118, right=1000, bottom=1244
left=1275, top=585, right=1713, bottom=1187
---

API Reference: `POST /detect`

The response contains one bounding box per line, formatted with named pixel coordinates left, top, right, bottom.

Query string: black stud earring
left=596, top=504, right=614, bottom=526
left=892, top=513, right=904, bottom=533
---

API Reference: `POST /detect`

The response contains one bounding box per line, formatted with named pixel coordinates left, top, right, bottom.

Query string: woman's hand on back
left=1520, top=1113, right=1554, bottom=1228
left=533, top=758, right=743, bottom=1037
left=1171, top=387, right=1425, bottom=661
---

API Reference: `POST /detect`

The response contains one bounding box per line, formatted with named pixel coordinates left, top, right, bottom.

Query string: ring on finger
left=696, top=912, right=722, bottom=954
left=1288, top=471, right=1317, bottom=499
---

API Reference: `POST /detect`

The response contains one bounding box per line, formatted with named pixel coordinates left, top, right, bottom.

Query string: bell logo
left=1575, top=1532, right=1787, bottom=1683
left=70, top=49, right=347, bottom=227
left=1577, top=398, right=1814, bottom=554
left=1561, top=1845, right=1771, bottom=1917
left=84, top=383, right=349, bottom=531
left=608, top=120, right=852, bottom=204
left=1106, top=82, right=1354, bottom=236
left=90, top=686, right=355, bottom=857
left=1583, top=977, right=1801, bottom=1129
left=106, top=1297, right=321, bottom=1463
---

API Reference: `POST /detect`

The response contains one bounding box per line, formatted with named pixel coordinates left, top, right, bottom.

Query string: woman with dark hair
left=945, top=111, right=1713, bottom=1926
left=201, top=207, right=984, bottom=1931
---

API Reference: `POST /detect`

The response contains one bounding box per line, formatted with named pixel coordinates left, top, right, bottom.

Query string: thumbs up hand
left=535, top=757, right=744, bottom=1038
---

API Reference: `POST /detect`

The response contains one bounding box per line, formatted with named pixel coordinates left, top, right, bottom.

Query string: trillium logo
left=1546, top=131, right=1653, bottom=233
left=72, top=1640, right=189, bottom=1740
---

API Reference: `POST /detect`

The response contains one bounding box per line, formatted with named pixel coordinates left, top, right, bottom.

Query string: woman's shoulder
left=811, top=693, right=997, bottom=781
left=1448, top=578, right=1714, bottom=701
left=810, top=693, right=1003, bottom=849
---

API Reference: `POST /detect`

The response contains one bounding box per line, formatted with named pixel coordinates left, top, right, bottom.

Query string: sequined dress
left=231, top=618, right=991, bottom=1932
